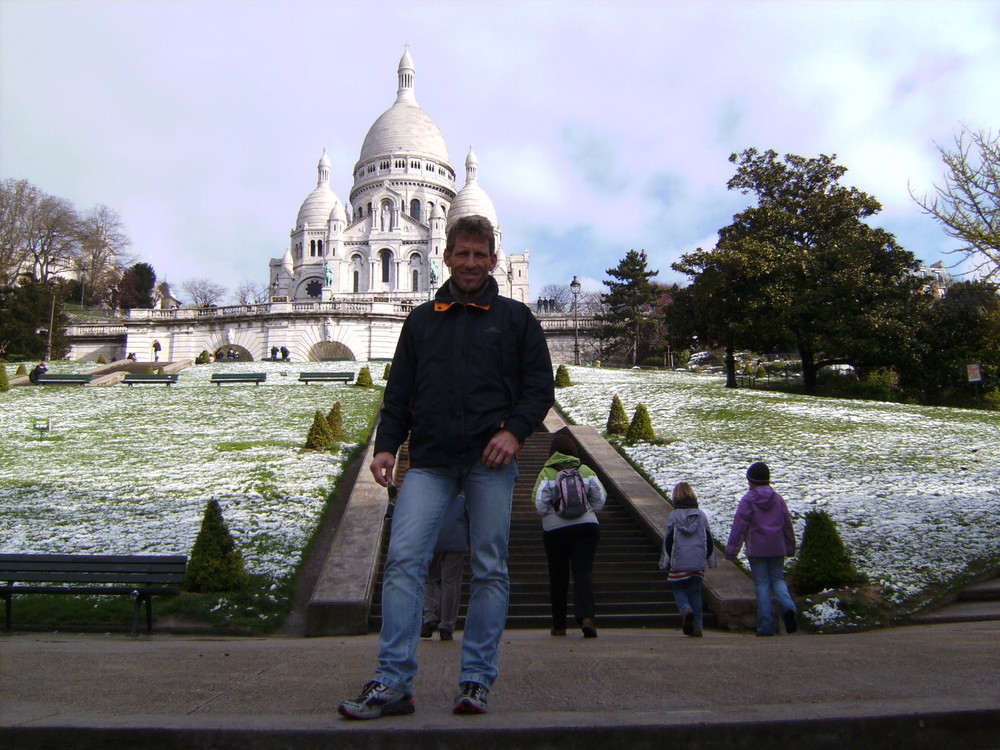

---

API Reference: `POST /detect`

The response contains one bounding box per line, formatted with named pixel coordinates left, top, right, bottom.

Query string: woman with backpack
left=532, top=432, right=607, bottom=637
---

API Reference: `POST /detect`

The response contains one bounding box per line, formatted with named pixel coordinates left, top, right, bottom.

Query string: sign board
left=967, top=363, right=983, bottom=383
left=270, top=296, right=290, bottom=303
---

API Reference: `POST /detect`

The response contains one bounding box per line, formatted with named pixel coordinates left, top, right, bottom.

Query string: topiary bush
left=555, top=364, right=572, bottom=388
left=625, top=403, right=656, bottom=442
left=16, top=363, right=27, bottom=376
left=304, top=410, right=335, bottom=450
left=0, top=365, right=9, bottom=393
left=96, top=354, right=108, bottom=364
left=983, top=388, right=1000, bottom=412
left=326, top=402, right=344, bottom=441
left=606, top=395, right=628, bottom=435
left=382, top=363, right=392, bottom=381
left=355, top=366, right=373, bottom=387
left=790, top=509, right=862, bottom=595
left=185, top=498, right=249, bottom=593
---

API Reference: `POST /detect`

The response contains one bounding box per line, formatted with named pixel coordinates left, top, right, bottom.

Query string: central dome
left=356, top=51, right=451, bottom=166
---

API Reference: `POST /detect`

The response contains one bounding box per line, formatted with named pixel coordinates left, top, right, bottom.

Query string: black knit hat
left=746, top=462, right=770, bottom=483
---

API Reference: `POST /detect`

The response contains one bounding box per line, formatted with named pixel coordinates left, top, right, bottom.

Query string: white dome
left=357, top=52, right=450, bottom=166
left=447, top=147, right=498, bottom=229
left=296, top=149, right=342, bottom=228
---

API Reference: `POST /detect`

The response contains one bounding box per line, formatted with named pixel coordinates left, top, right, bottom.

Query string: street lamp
left=570, top=275, right=581, bottom=366
left=80, top=264, right=88, bottom=307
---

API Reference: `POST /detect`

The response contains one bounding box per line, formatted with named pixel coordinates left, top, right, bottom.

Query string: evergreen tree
left=326, top=401, right=344, bottom=441
left=184, top=498, right=249, bottom=593
left=355, top=366, right=373, bottom=387
left=304, top=410, right=335, bottom=450
left=791, top=510, right=861, bottom=595
left=555, top=364, right=572, bottom=387
left=606, top=395, right=628, bottom=435
left=625, top=403, right=656, bottom=442
left=117, top=262, right=157, bottom=310
left=0, top=279, right=70, bottom=360
left=597, top=249, right=661, bottom=365
left=382, top=363, right=392, bottom=381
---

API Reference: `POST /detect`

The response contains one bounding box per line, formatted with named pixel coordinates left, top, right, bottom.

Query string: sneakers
left=783, top=609, right=798, bottom=634
left=439, top=627, right=453, bottom=641
left=453, top=681, right=489, bottom=714
left=681, top=608, right=694, bottom=636
left=338, top=680, right=415, bottom=720
left=420, top=620, right=438, bottom=638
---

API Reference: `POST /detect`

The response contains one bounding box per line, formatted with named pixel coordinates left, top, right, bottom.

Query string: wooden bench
left=210, top=373, right=266, bottom=386
left=0, top=553, right=188, bottom=635
left=123, top=373, right=179, bottom=387
left=298, top=371, right=355, bottom=384
left=35, top=373, right=93, bottom=386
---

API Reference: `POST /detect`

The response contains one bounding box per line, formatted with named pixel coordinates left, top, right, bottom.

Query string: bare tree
left=182, top=277, right=228, bottom=307
left=231, top=280, right=270, bottom=305
left=0, top=179, right=79, bottom=284
left=912, top=125, right=1000, bottom=281
left=78, top=204, right=133, bottom=305
left=0, top=178, right=37, bottom=286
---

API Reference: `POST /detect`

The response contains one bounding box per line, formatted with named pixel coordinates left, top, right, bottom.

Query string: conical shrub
left=326, top=402, right=344, bottom=441
left=96, top=354, right=108, bottom=364
left=382, top=363, right=392, bottom=381
left=185, top=499, right=249, bottom=593
left=15, top=363, right=27, bottom=376
left=355, top=366, right=373, bottom=387
left=0, top=365, right=9, bottom=393
left=626, top=403, right=656, bottom=442
left=790, top=510, right=861, bottom=595
left=606, top=395, right=628, bottom=435
left=555, top=364, right=572, bottom=388
left=304, top=410, right=335, bottom=450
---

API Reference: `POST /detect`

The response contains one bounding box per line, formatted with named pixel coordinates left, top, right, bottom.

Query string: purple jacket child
left=725, top=484, right=796, bottom=559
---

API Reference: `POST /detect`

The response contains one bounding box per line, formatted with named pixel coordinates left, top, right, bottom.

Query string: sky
left=2, top=0, right=998, bottom=302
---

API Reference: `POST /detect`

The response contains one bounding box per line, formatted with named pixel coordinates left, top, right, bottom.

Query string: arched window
left=412, top=269, right=419, bottom=291
left=380, top=249, right=392, bottom=284
left=353, top=270, right=359, bottom=293
left=318, top=239, right=324, bottom=255
left=309, top=239, right=316, bottom=256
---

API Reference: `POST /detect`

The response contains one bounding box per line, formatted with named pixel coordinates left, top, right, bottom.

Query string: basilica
left=269, top=49, right=529, bottom=305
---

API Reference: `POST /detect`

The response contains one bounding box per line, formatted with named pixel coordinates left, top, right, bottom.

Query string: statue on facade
left=324, top=262, right=334, bottom=288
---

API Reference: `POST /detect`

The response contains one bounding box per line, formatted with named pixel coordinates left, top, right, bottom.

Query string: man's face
left=444, top=233, right=497, bottom=294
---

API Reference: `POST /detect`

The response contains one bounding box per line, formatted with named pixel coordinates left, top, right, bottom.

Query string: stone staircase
left=908, top=569, right=1000, bottom=625
left=368, top=431, right=713, bottom=631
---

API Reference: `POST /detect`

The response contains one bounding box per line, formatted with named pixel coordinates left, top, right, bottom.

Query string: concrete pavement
left=3, top=621, right=999, bottom=749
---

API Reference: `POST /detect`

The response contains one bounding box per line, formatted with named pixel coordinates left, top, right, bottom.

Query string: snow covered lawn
left=0, top=360, right=384, bottom=587
left=555, top=366, right=1000, bottom=621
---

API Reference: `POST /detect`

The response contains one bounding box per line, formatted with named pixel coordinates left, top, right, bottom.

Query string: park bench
left=122, top=373, right=179, bottom=387
left=298, top=371, right=355, bottom=384
left=210, top=373, right=266, bottom=386
left=35, top=373, right=93, bottom=386
left=0, top=553, right=188, bottom=635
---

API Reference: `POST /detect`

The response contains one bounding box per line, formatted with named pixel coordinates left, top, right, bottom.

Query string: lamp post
left=570, top=275, right=581, bottom=366
left=79, top=264, right=88, bottom=307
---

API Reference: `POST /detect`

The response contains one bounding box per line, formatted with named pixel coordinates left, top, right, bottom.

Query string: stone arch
left=308, top=341, right=356, bottom=361
left=213, top=344, right=254, bottom=362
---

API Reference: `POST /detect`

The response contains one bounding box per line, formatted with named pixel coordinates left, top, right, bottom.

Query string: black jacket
left=375, top=276, right=554, bottom=469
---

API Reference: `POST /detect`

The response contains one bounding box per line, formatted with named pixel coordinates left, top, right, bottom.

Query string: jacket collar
left=434, top=276, right=499, bottom=312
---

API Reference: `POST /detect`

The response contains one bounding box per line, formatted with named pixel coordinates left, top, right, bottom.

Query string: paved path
left=3, top=622, right=999, bottom=749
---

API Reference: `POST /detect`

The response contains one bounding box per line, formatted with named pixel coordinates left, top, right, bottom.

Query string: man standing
left=339, top=215, right=554, bottom=719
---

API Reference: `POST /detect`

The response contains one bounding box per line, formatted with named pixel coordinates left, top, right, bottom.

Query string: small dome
left=296, top=150, right=342, bottom=229
left=447, top=147, right=498, bottom=229
left=331, top=199, right=347, bottom=223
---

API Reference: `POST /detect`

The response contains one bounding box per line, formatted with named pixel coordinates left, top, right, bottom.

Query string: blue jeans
left=748, top=557, right=796, bottom=635
left=375, top=460, right=518, bottom=693
left=672, top=576, right=703, bottom=629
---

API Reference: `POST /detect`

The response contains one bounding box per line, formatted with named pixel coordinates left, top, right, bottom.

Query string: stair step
left=369, top=431, right=696, bottom=631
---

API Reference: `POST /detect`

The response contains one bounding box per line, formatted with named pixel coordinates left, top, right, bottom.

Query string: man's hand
left=371, top=451, right=396, bottom=487
left=481, top=429, right=520, bottom=469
